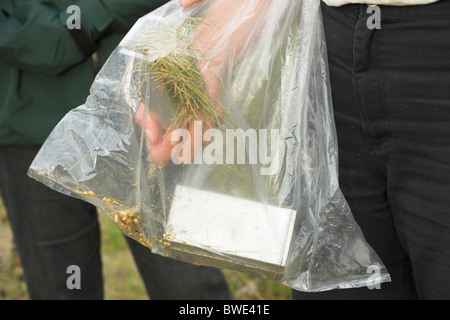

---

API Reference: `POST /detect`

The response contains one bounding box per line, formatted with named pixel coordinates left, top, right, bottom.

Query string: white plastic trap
left=165, top=185, right=297, bottom=279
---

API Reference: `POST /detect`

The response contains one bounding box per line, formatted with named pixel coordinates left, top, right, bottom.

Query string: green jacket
left=0, top=0, right=169, bottom=145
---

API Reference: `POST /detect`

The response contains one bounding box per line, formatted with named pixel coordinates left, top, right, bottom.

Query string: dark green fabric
left=0, top=0, right=169, bottom=145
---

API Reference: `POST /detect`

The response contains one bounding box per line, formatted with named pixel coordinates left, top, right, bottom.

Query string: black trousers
left=294, top=1, right=450, bottom=300
left=0, top=145, right=232, bottom=300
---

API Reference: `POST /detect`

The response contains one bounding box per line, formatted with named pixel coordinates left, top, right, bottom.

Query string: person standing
left=293, top=0, right=450, bottom=300
left=180, top=0, right=450, bottom=300
left=0, top=0, right=231, bottom=300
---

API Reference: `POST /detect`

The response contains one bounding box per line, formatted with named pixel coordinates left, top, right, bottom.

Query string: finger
left=180, top=0, right=202, bottom=7
left=135, top=102, right=162, bottom=144
left=135, top=102, right=173, bottom=167
left=197, top=61, right=221, bottom=102
left=150, top=131, right=176, bottom=167
left=134, top=102, right=147, bottom=128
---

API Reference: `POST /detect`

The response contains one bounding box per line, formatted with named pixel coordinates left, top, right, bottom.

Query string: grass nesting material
left=146, top=52, right=222, bottom=133
left=135, top=18, right=222, bottom=134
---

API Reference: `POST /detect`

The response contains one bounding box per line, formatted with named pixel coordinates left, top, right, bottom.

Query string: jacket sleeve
left=0, top=0, right=169, bottom=76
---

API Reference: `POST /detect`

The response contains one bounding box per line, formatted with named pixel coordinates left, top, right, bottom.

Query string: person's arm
left=0, top=0, right=168, bottom=76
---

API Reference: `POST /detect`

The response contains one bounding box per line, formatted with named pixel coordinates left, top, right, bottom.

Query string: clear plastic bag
left=28, top=0, right=391, bottom=292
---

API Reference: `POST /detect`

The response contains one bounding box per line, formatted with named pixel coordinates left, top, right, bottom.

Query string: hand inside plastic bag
left=180, top=0, right=201, bottom=6
left=135, top=0, right=267, bottom=167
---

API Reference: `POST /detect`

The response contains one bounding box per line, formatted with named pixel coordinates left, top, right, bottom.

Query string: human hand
left=135, top=0, right=224, bottom=168
left=134, top=101, right=216, bottom=167
left=136, top=0, right=266, bottom=167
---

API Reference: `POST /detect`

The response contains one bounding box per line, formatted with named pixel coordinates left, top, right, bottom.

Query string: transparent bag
left=28, top=0, right=391, bottom=292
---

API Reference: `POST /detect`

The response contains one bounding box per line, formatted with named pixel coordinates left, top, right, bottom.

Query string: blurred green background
left=0, top=196, right=291, bottom=300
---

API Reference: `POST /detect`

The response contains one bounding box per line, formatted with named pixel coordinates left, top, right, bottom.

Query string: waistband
left=324, top=0, right=450, bottom=18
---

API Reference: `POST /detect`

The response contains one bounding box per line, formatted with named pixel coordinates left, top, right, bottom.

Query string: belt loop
left=358, top=4, right=365, bottom=18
